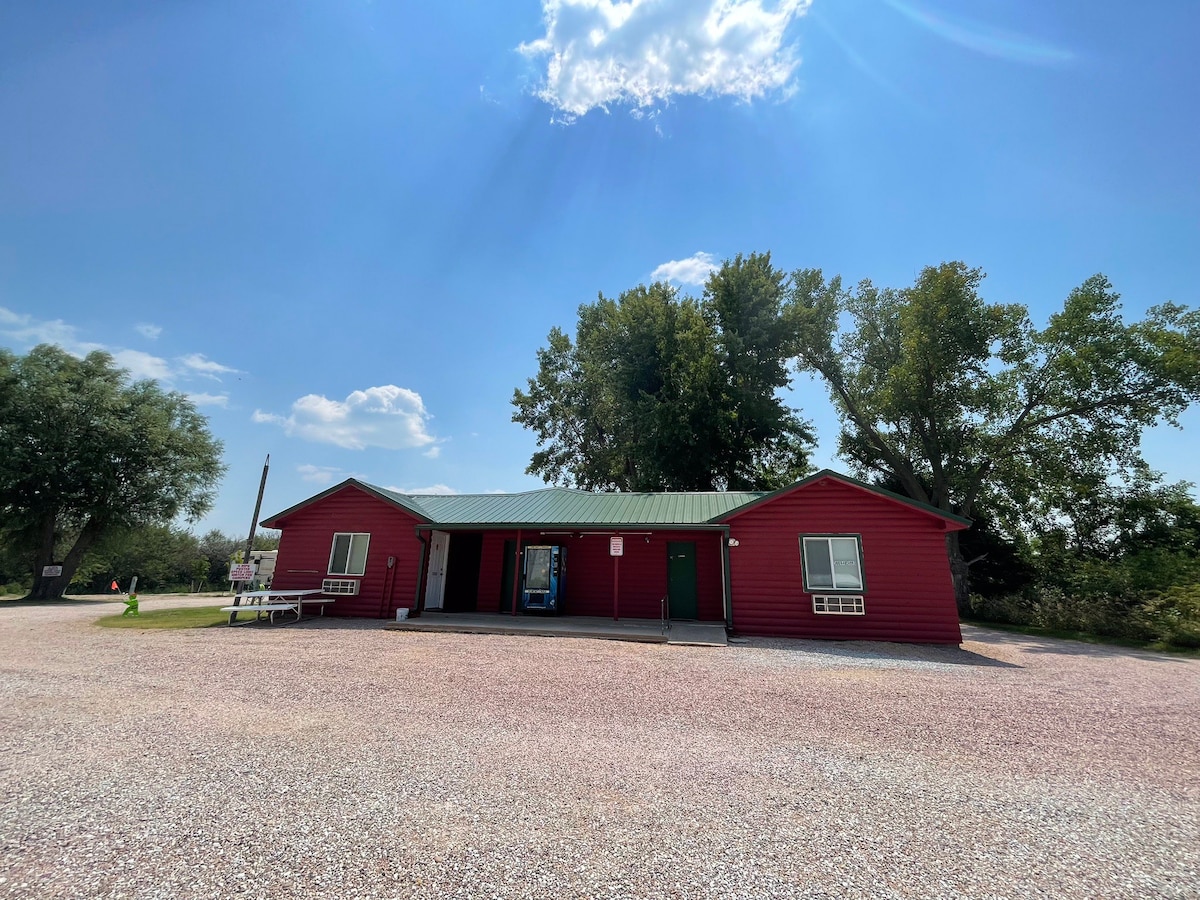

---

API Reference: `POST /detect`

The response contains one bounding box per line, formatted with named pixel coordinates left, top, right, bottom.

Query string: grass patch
left=97, top=605, right=228, bottom=630
left=962, top=619, right=1200, bottom=657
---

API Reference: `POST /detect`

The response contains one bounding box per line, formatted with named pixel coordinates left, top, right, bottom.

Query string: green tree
left=513, top=255, right=813, bottom=491
left=0, top=345, right=225, bottom=600
left=1009, top=476, right=1200, bottom=645
left=198, top=529, right=242, bottom=585
left=706, top=252, right=812, bottom=489
left=787, top=262, right=1200, bottom=610
left=73, top=524, right=203, bottom=592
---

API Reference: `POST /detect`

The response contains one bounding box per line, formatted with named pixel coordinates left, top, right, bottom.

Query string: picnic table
left=220, top=589, right=332, bottom=626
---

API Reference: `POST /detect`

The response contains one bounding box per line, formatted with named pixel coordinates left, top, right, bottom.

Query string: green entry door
left=667, top=542, right=698, bottom=620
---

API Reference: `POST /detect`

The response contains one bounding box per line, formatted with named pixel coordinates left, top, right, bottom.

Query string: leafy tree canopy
left=513, top=253, right=814, bottom=491
left=786, top=261, right=1200, bottom=604
left=0, top=344, right=226, bottom=599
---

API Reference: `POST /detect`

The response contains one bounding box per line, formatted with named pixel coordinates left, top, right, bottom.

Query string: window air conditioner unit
left=812, top=595, right=864, bottom=615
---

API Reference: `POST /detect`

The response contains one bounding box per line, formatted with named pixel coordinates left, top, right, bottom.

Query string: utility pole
left=242, top=454, right=270, bottom=585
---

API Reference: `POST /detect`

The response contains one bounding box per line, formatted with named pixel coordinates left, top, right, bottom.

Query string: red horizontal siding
left=562, top=531, right=724, bottom=620
left=271, top=485, right=424, bottom=619
left=727, top=478, right=962, bottom=643
left=476, top=533, right=511, bottom=613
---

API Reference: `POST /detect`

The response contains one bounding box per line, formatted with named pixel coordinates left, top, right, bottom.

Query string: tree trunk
left=25, top=512, right=63, bottom=600
left=946, top=530, right=971, bottom=617
left=25, top=518, right=104, bottom=601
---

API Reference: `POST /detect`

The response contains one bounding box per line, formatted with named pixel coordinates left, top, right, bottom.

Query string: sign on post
left=609, top=536, right=624, bottom=557
left=229, top=563, right=255, bottom=581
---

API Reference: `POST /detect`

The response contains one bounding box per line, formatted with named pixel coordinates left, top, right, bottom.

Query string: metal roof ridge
left=367, top=480, right=768, bottom=500
left=374, top=485, right=584, bottom=498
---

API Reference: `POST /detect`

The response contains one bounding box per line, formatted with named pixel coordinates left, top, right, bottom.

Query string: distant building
left=248, top=550, right=277, bottom=586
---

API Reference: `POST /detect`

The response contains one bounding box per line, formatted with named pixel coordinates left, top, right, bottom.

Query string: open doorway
left=443, top=532, right=483, bottom=612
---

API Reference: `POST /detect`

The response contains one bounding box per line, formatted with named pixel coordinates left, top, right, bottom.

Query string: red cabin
left=261, top=469, right=970, bottom=643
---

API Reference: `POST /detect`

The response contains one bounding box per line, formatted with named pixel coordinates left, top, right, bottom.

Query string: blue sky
left=2, top=0, right=1198, bottom=535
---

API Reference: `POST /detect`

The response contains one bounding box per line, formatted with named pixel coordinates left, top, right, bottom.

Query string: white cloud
left=179, top=353, right=239, bottom=378
left=187, top=392, right=230, bottom=408
left=0, top=306, right=101, bottom=354
left=520, top=0, right=811, bottom=121
left=298, top=464, right=346, bottom=485
left=385, top=483, right=459, bottom=495
left=652, top=251, right=718, bottom=285
left=254, top=385, right=438, bottom=451
left=135, top=323, right=162, bottom=340
left=111, top=349, right=173, bottom=382
left=423, top=445, right=442, bottom=459
left=0, top=307, right=237, bottom=388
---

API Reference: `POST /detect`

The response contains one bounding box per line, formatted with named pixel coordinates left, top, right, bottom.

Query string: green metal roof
left=262, top=470, right=972, bottom=531
left=368, top=484, right=766, bottom=526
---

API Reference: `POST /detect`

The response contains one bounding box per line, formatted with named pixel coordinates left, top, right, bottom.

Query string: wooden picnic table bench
left=220, top=589, right=331, bottom=626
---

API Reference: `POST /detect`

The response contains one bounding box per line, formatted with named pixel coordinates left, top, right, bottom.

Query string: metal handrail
left=660, top=595, right=669, bottom=635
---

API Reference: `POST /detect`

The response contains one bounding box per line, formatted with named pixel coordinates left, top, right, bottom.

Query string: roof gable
left=260, top=479, right=433, bottom=528
left=716, top=469, right=972, bottom=529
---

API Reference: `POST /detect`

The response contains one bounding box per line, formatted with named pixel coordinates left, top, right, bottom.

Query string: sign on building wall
left=609, top=536, right=624, bottom=557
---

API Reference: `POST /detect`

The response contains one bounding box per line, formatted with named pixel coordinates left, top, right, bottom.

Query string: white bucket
left=396, top=608, right=410, bottom=621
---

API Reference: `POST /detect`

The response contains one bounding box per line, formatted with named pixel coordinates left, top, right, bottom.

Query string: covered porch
left=415, top=525, right=733, bottom=624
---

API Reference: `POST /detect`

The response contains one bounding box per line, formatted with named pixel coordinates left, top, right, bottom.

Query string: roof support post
left=612, top=552, right=619, bottom=621
left=721, top=526, right=733, bottom=631
left=413, top=528, right=428, bottom=616
left=511, top=529, right=521, bottom=615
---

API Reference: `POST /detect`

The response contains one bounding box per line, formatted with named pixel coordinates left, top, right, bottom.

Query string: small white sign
left=229, top=563, right=255, bottom=581
left=42, top=565, right=63, bottom=577
left=609, top=536, right=624, bottom=557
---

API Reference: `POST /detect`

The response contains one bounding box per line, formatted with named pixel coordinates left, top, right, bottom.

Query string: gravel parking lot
left=1, top=597, right=1197, bottom=899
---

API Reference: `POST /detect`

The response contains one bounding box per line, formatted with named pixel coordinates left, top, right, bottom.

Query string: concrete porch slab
left=666, top=621, right=728, bottom=647
left=384, top=613, right=728, bottom=646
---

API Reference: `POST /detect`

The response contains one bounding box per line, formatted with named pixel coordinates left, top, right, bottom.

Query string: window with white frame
left=328, top=533, right=370, bottom=576
left=800, top=535, right=865, bottom=592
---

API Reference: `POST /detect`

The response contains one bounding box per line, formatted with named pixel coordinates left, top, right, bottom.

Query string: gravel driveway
left=1, top=597, right=1196, bottom=899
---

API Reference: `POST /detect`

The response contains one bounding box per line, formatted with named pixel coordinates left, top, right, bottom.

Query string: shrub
left=1137, top=585, right=1200, bottom=649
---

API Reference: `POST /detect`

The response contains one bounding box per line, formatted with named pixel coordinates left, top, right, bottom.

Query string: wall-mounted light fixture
left=728, top=538, right=740, bottom=547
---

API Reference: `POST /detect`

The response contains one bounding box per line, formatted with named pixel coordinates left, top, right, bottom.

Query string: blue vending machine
left=520, top=545, right=566, bottom=613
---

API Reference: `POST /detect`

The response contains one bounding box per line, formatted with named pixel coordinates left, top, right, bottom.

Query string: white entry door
left=424, top=530, right=449, bottom=610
